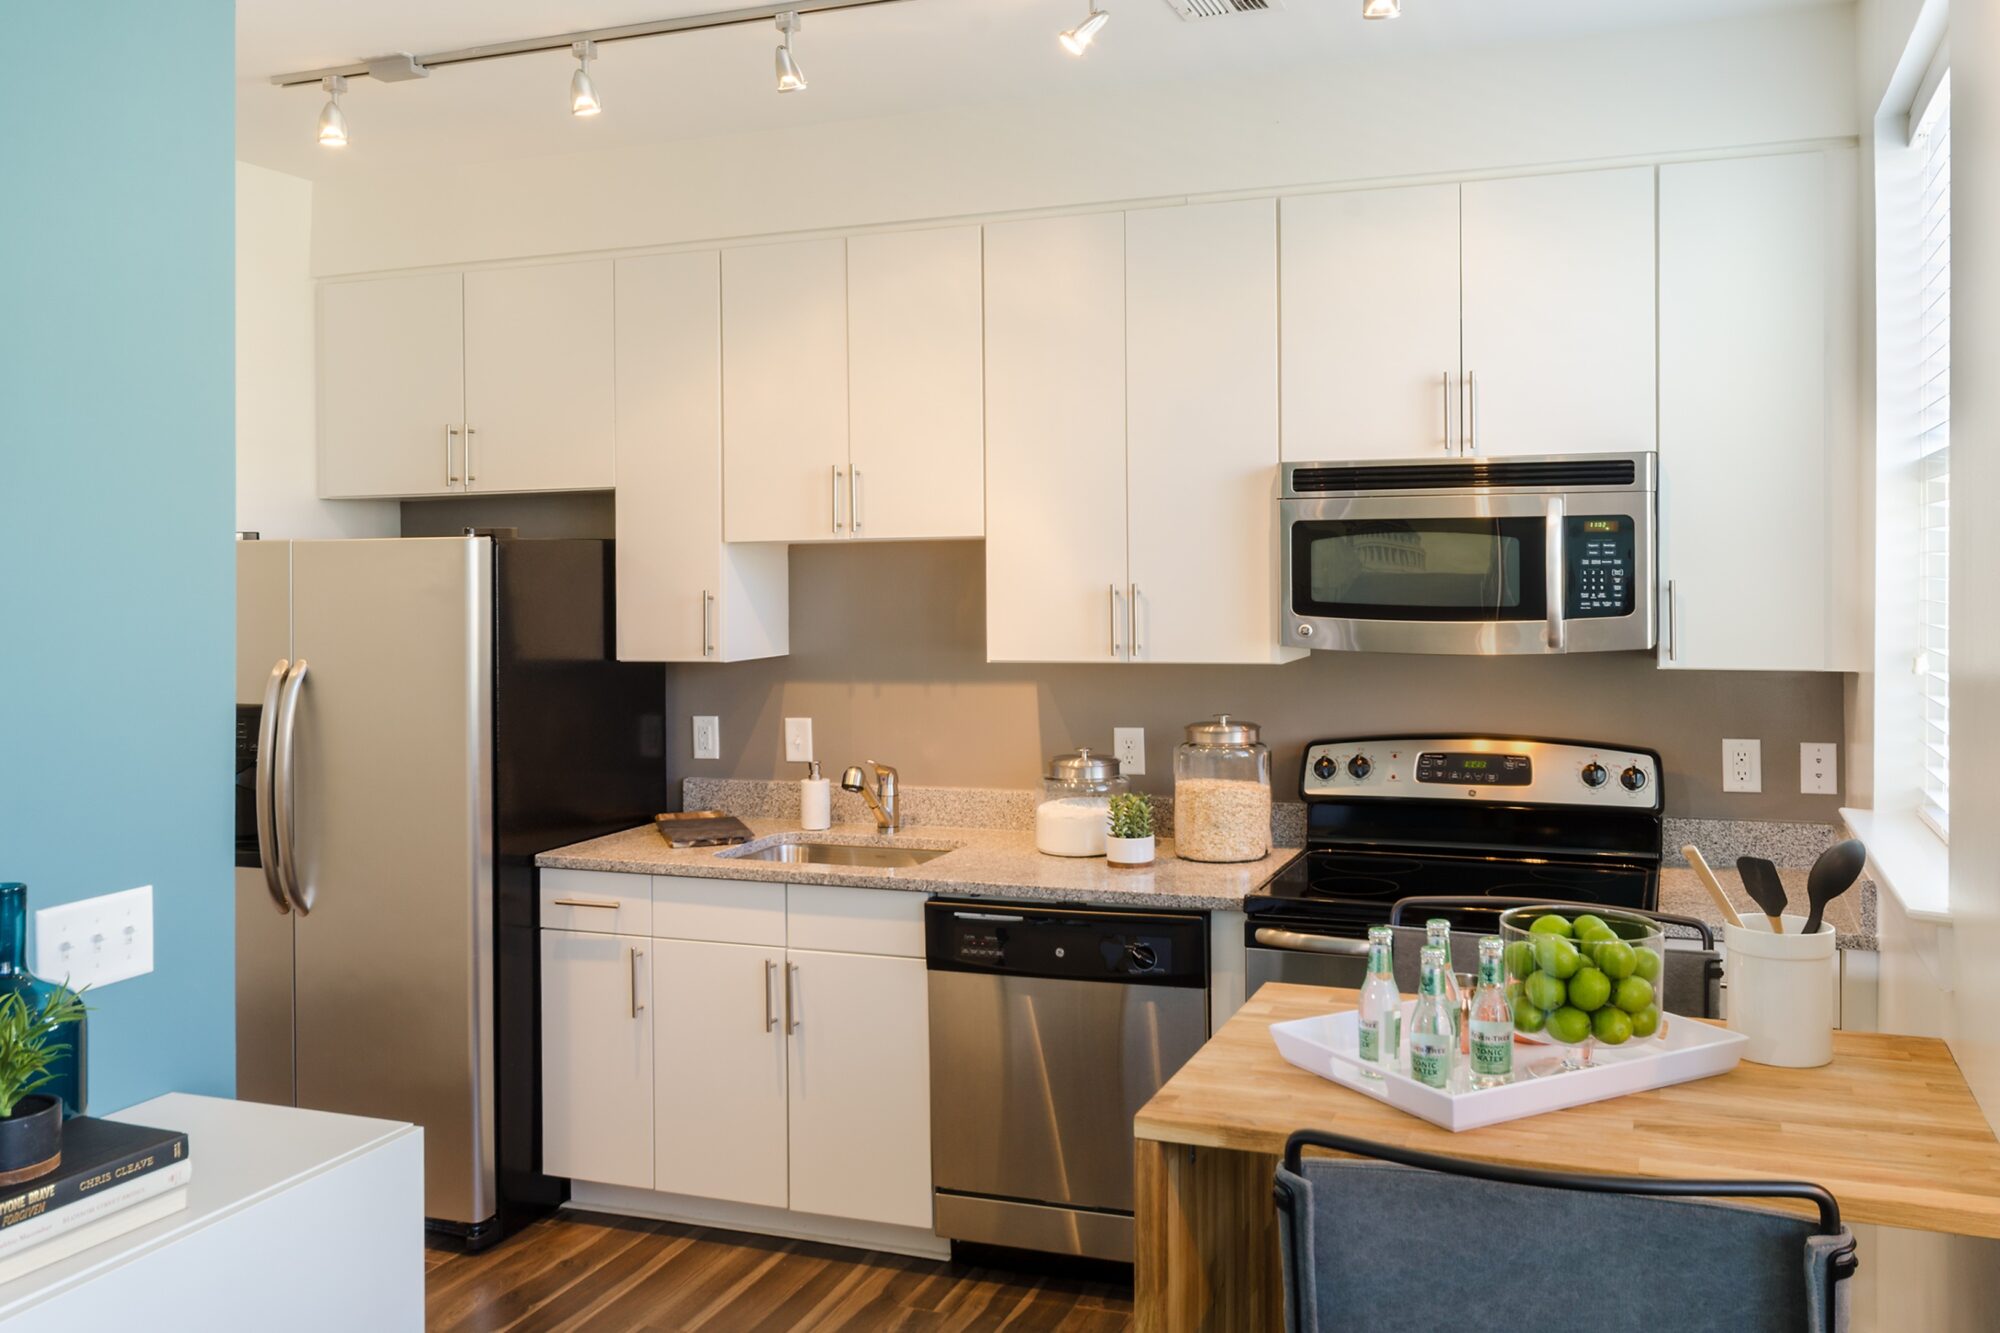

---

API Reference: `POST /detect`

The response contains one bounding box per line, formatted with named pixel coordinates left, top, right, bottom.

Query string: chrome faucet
left=840, top=761, right=900, bottom=834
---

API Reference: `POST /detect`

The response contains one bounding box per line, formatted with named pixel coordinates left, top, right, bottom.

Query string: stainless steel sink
left=735, top=842, right=952, bottom=868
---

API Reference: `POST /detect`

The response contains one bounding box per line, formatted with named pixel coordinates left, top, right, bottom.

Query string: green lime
left=1632, top=948, right=1662, bottom=982
left=1528, top=914, right=1574, bottom=938
left=1594, top=940, right=1636, bottom=979
left=1628, top=1004, right=1661, bottom=1039
left=1513, top=1001, right=1547, bottom=1034
left=1572, top=914, right=1614, bottom=942
left=1523, top=971, right=1567, bottom=1011
left=1614, top=976, right=1655, bottom=1013
left=1592, top=1007, right=1634, bottom=1045
left=1504, top=940, right=1538, bottom=979
left=1535, top=935, right=1582, bottom=979
left=1567, top=966, right=1611, bottom=1012
left=1547, top=1006, right=1592, bottom=1044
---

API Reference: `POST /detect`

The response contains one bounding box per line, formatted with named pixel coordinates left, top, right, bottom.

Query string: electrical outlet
left=692, top=715, right=720, bottom=760
left=784, top=717, right=814, bottom=764
left=1114, top=727, right=1146, bottom=777
left=35, top=885, right=153, bottom=991
left=1801, top=742, right=1839, bottom=795
left=1723, top=739, right=1762, bottom=793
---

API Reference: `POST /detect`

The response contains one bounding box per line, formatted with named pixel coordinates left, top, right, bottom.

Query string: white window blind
left=1915, top=75, right=1951, bottom=839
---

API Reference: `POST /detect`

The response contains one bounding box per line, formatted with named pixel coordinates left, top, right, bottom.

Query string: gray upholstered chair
left=1275, top=1129, right=1857, bottom=1333
left=1388, top=896, right=1725, bottom=1019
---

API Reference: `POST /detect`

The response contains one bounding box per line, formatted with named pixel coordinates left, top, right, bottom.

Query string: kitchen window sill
left=1840, top=806, right=1950, bottom=923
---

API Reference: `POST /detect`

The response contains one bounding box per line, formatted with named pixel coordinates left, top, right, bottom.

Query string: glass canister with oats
left=1173, top=716, right=1272, bottom=863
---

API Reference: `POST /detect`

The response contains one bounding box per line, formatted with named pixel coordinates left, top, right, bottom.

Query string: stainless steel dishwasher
left=925, top=899, right=1209, bottom=1263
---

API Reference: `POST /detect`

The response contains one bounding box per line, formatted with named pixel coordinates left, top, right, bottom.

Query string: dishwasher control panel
left=925, top=901, right=1208, bottom=988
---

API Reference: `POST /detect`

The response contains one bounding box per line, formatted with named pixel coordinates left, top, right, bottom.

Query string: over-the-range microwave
left=1280, top=452, right=1657, bottom=655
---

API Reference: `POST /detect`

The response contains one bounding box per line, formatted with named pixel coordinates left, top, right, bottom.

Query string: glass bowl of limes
left=1499, top=906, right=1665, bottom=1077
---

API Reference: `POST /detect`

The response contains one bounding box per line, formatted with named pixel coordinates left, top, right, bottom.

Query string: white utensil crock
left=1724, top=913, right=1837, bottom=1067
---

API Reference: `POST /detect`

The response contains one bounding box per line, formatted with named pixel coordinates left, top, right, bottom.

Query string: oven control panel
left=1301, top=737, right=1661, bottom=810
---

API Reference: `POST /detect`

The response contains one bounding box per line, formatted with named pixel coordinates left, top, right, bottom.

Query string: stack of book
left=0, top=1118, right=190, bottom=1283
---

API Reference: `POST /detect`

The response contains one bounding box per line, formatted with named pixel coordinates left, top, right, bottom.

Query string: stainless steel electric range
left=1244, top=735, right=1665, bottom=993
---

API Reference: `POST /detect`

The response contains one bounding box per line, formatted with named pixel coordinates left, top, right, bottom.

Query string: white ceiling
left=237, top=0, right=1846, bottom=180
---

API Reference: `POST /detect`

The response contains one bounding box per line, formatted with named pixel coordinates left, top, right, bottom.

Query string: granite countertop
left=538, top=819, right=1300, bottom=912
left=1657, top=865, right=1874, bottom=950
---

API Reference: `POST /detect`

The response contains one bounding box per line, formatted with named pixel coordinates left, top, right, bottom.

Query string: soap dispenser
left=800, top=760, right=831, bottom=831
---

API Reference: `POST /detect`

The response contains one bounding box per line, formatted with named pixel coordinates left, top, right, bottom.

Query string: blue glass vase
left=0, top=885, right=86, bottom=1118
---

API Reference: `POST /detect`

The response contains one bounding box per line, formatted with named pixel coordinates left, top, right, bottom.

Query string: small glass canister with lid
left=1174, top=716, right=1272, bottom=863
left=1037, top=748, right=1130, bottom=857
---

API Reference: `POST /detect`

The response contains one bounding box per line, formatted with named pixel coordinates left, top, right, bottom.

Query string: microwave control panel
left=1565, top=516, right=1636, bottom=618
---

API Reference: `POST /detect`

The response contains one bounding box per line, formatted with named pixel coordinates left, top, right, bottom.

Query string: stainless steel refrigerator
left=235, top=536, right=664, bottom=1245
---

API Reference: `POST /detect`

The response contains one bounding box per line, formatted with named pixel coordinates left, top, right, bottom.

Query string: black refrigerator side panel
left=491, top=539, right=666, bottom=1218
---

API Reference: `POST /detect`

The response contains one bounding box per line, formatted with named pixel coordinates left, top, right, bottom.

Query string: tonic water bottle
left=1355, top=925, right=1402, bottom=1081
left=1469, top=935, right=1515, bottom=1089
left=1409, top=945, right=1456, bottom=1091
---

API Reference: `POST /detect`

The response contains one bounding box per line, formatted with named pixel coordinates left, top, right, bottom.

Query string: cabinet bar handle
left=786, top=962, right=801, bottom=1033
left=764, top=960, right=777, bottom=1032
left=1130, top=583, right=1141, bottom=659
left=1466, top=372, right=1479, bottom=455
left=445, top=424, right=460, bottom=486
left=1109, top=584, right=1123, bottom=658
left=851, top=468, right=863, bottom=534
left=702, top=590, right=716, bottom=658
left=831, top=465, right=844, bottom=533
left=1667, top=579, right=1679, bottom=662
left=465, top=426, right=478, bottom=485
left=1441, top=372, right=1452, bottom=455
left=630, top=947, right=645, bottom=1019
left=551, top=897, right=619, bottom=911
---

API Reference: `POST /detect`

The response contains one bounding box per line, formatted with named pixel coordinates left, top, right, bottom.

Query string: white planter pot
left=1106, top=834, right=1155, bottom=867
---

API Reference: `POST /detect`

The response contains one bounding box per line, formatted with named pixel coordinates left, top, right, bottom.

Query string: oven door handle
left=1544, top=495, right=1567, bottom=653
left=1253, top=928, right=1370, bottom=956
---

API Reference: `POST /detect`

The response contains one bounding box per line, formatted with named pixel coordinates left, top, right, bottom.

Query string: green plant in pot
left=1105, top=793, right=1156, bottom=868
left=0, top=988, right=87, bottom=1185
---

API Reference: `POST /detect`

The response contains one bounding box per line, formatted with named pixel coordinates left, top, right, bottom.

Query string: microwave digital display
left=1417, top=752, right=1533, bottom=786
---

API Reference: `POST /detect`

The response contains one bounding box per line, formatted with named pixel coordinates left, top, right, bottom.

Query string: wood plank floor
left=425, top=1213, right=1136, bottom=1332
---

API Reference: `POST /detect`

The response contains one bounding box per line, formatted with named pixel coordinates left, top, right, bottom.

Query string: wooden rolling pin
left=1682, top=844, right=1745, bottom=929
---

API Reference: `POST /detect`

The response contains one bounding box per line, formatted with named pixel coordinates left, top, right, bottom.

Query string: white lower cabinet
left=541, top=928, right=653, bottom=1190
left=653, top=939, right=789, bottom=1208
left=543, top=874, right=932, bottom=1237
left=784, top=948, right=932, bottom=1228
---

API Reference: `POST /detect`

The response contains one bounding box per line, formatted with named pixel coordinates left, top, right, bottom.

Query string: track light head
left=317, top=75, right=349, bottom=148
left=1060, top=5, right=1111, bottom=56
left=570, top=40, right=602, bottom=116
left=1362, top=0, right=1402, bottom=18
left=775, top=12, right=807, bottom=92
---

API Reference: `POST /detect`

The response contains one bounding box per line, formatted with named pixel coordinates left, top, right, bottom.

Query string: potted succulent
left=0, top=988, right=87, bottom=1185
left=1105, top=793, right=1156, bottom=868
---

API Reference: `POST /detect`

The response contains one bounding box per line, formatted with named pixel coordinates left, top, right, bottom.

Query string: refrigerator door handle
left=255, top=659, right=292, bottom=915
left=273, top=658, right=314, bottom=915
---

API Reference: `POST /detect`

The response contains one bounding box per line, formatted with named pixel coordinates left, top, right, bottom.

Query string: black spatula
left=1803, top=839, right=1866, bottom=936
left=1736, top=856, right=1790, bottom=933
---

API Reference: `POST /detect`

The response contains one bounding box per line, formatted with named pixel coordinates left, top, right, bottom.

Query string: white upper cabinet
left=462, top=260, right=616, bottom=493
left=614, top=252, right=788, bottom=664
left=318, top=272, right=465, bottom=499
left=846, top=227, right=985, bottom=540
left=1127, top=200, right=1300, bottom=665
left=1461, top=167, right=1657, bottom=456
left=722, top=239, right=850, bottom=544
left=1658, top=150, right=1861, bottom=671
left=984, top=212, right=1130, bottom=663
left=1281, top=184, right=1462, bottom=461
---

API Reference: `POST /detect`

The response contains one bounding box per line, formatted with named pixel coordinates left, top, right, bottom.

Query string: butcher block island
left=1132, top=983, right=2000, bottom=1332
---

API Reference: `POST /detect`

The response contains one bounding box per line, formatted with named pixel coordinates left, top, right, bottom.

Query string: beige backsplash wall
left=660, top=541, right=1845, bottom=822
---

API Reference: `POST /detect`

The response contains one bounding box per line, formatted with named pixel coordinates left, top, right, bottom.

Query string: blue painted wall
left=0, top=3, right=236, bottom=1110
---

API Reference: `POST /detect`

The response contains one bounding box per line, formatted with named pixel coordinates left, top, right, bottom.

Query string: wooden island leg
left=1135, top=1139, right=1284, bottom=1332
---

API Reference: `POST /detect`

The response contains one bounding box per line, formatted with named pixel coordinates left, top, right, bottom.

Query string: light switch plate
left=1801, top=742, right=1838, bottom=795
left=1114, top=727, right=1146, bottom=777
left=1723, top=739, right=1762, bottom=793
left=692, top=715, right=720, bottom=761
left=784, top=717, right=814, bottom=764
left=35, top=885, right=153, bottom=991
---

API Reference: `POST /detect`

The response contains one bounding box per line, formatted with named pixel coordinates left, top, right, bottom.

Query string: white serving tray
left=1270, top=1001, right=1749, bottom=1132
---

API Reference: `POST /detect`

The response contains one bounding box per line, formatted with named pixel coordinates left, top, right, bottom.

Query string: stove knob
left=1125, top=942, right=1158, bottom=973
left=1312, top=754, right=1337, bottom=781
left=1580, top=762, right=1608, bottom=789
left=1620, top=765, right=1649, bottom=792
left=1347, top=755, right=1372, bottom=780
